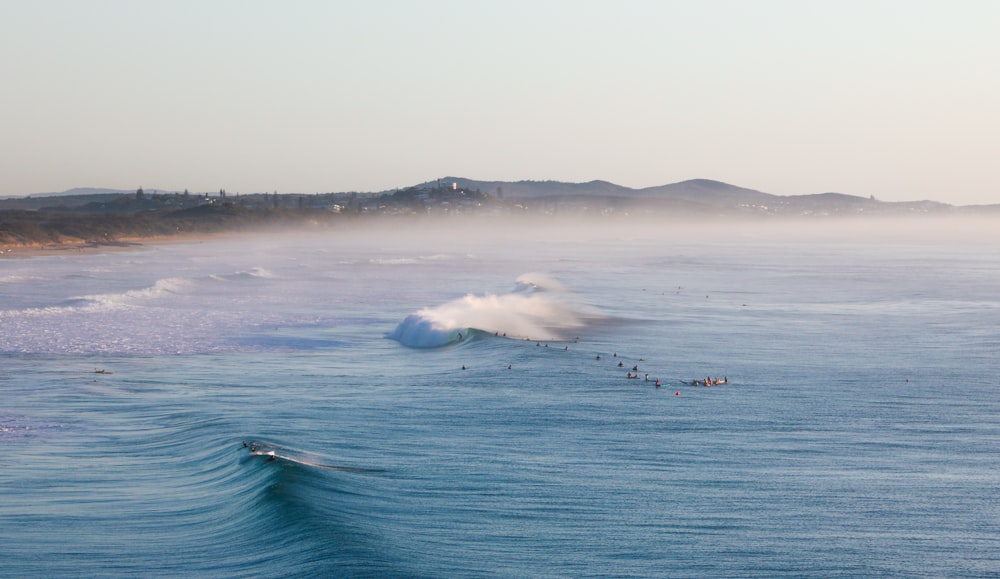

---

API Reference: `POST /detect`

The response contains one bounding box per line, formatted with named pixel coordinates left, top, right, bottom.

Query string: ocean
left=2, top=217, right=999, bottom=577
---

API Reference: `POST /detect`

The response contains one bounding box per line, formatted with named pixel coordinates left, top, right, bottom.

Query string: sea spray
left=387, top=274, right=596, bottom=348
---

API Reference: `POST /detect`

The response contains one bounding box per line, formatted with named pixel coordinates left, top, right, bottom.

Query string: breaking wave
left=78, top=276, right=193, bottom=306
left=387, top=274, right=599, bottom=348
left=0, top=266, right=282, bottom=354
left=208, top=266, right=276, bottom=282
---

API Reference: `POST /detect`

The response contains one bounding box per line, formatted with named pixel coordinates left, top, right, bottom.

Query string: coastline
left=0, top=231, right=244, bottom=259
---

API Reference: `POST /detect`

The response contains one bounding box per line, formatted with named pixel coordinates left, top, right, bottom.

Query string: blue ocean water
left=2, top=219, right=999, bottom=577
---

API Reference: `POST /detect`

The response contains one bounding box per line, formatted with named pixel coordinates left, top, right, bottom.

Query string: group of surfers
left=693, top=377, right=729, bottom=386
left=613, top=353, right=728, bottom=389
left=606, top=352, right=731, bottom=389
left=471, top=338, right=730, bottom=390
left=615, top=358, right=666, bottom=387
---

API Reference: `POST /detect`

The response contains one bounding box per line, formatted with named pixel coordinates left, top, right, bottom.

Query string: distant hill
left=8, top=178, right=999, bottom=219
left=414, top=178, right=634, bottom=199
left=634, top=179, right=774, bottom=205
left=1, top=187, right=171, bottom=211
left=27, top=187, right=139, bottom=198
left=421, top=177, right=977, bottom=216
left=6, top=178, right=997, bottom=250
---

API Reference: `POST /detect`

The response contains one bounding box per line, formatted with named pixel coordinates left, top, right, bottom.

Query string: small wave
left=6, top=268, right=275, bottom=318
left=511, top=272, right=567, bottom=293
left=368, top=254, right=455, bottom=266
left=235, top=440, right=396, bottom=575
left=0, top=277, right=193, bottom=319
left=0, top=274, right=42, bottom=285
left=387, top=274, right=599, bottom=348
left=209, top=266, right=277, bottom=282
left=0, top=415, right=64, bottom=442
left=369, top=257, right=421, bottom=266
left=79, top=276, right=193, bottom=306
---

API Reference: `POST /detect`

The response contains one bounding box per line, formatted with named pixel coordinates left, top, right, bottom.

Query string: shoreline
left=0, top=231, right=245, bottom=259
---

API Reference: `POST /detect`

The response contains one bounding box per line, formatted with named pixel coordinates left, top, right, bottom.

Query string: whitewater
left=388, top=273, right=600, bottom=347
left=2, top=218, right=999, bottom=577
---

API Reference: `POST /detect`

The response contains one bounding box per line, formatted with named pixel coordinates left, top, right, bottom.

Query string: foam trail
left=388, top=274, right=595, bottom=348
left=241, top=442, right=382, bottom=472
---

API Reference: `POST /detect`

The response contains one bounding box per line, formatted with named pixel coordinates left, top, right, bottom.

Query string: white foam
left=388, top=274, right=595, bottom=348
left=77, top=276, right=193, bottom=307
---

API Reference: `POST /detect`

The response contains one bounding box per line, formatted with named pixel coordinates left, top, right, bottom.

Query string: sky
left=2, top=1, right=998, bottom=204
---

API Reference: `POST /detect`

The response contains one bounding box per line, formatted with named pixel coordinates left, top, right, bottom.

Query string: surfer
left=618, top=361, right=624, bottom=368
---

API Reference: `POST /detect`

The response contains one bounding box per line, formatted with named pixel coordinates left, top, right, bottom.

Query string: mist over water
left=2, top=215, right=1000, bottom=576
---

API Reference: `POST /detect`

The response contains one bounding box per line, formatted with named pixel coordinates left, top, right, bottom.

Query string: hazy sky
left=2, top=1, right=998, bottom=204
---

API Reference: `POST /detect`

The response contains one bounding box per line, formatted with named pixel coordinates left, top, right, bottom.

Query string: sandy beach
left=0, top=231, right=244, bottom=259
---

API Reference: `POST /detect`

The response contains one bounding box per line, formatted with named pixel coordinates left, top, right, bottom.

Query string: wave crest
left=387, top=274, right=595, bottom=348
left=209, top=266, right=276, bottom=282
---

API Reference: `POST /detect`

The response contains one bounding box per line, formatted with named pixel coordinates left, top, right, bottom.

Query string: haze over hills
left=3, top=176, right=998, bottom=250
left=24, top=187, right=139, bottom=198
left=6, top=178, right=999, bottom=217
left=425, top=177, right=995, bottom=216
